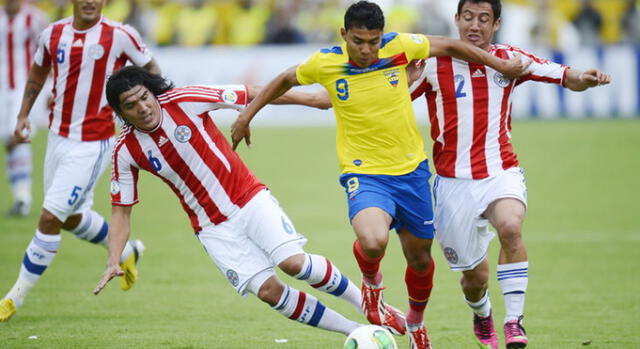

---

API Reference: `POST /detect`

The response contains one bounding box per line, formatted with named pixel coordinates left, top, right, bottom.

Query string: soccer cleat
left=6, top=201, right=30, bottom=217
left=504, top=316, right=528, bottom=349
left=361, top=281, right=407, bottom=335
left=119, top=240, right=145, bottom=291
left=0, top=298, right=17, bottom=322
left=408, top=324, right=433, bottom=349
left=473, top=312, right=498, bottom=349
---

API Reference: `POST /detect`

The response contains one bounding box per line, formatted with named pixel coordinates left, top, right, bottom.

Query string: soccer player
left=0, top=0, right=161, bottom=322
left=230, top=1, right=531, bottom=348
left=0, top=0, right=48, bottom=216
left=409, top=1, right=611, bottom=348
left=94, top=66, right=365, bottom=337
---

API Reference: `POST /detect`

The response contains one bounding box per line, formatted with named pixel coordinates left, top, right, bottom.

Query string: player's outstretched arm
left=247, top=86, right=331, bottom=110
left=13, top=63, right=51, bottom=143
left=231, top=65, right=300, bottom=150
left=563, top=68, right=611, bottom=91
left=94, top=205, right=133, bottom=295
left=142, top=58, right=162, bottom=75
left=427, top=35, right=532, bottom=80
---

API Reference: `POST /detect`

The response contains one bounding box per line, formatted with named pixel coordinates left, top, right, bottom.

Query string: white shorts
left=433, top=167, right=527, bottom=271
left=43, top=131, right=113, bottom=221
left=197, top=189, right=308, bottom=296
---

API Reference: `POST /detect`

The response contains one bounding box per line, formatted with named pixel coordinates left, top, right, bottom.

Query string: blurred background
left=6, top=0, right=639, bottom=122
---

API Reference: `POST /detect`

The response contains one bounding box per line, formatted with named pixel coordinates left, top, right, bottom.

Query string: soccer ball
left=343, top=325, right=398, bottom=349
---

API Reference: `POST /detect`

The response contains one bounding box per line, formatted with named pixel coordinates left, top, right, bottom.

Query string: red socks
left=405, top=258, right=435, bottom=325
left=353, top=240, right=383, bottom=285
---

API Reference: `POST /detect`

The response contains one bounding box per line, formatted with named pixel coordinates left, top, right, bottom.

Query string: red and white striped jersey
left=0, top=5, right=48, bottom=93
left=410, top=44, right=568, bottom=179
left=111, top=85, right=266, bottom=233
left=34, top=16, right=153, bottom=141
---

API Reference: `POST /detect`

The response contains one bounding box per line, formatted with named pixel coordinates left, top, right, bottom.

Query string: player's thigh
left=241, top=189, right=308, bottom=266
left=339, top=173, right=396, bottom=234
left=43, top=136, right=112, bottom=222
left=197, top=220, right=276, bottom=297
left=433, top=175, right=495, bottom=272
left=482, top=167, right=527, bottom=231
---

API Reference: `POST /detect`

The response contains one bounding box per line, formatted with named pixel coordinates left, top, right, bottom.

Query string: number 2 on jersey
left=336, top=79, right=349, bottom=101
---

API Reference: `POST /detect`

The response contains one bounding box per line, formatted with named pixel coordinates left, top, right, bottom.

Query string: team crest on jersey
left=226, top=269, right=239, bottom=287
left=222, top=90, right=238, bottom=104
left=443, top=247, right=459, bottom=264
left=410, top=34, right=424, bottom=44
left=110, top=180, right=120, bottom=195
left=384, top=69, right=400, bottom=87
left=88, top=44, right=105, bottom=60
left=493, top=72, right=511, bottom=88
left=174, top=125, right=192, bottom=143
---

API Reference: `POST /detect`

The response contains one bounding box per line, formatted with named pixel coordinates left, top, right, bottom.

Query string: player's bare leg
left=485, top=198, right=528, bottom=348
left=279, top=253, right=361, bottom=311
left=462, top=259, right=498, bottom=349
left=352, top=208, right=406, bottom=335
left=257, top=275, right=361, bottom=335
left=399, top=229, right=434, bottom=349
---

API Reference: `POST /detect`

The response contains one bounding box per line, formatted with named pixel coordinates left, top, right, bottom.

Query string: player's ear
left=493, top=17, right=501, bottom=32
left=340, top=27, right=347, bottom=41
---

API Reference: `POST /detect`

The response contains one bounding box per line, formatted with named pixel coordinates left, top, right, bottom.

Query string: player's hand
left=501, top=53, right=533, bottom=80
left=13, top=117, right=32, bottom=143
left=231, top=114, right=252, bottom=151
left=406, top=59, right=426, bottom=86
left=94, top=264, right=124, bottom=295
left=579, top=69, right=611, bottom=88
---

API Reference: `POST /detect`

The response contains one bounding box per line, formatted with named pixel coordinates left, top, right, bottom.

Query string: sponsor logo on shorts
left=110, top=180, right=120, bottom=195
left=443, top=247, right=459, bottom=264
left=423, top=219, right=433, bottom=225
left=222, top=90, right=238, bottom=104
left=226, top=269, right=239, bottom=287
left=174, top=125, right=192, bottom=143
left=353, top=159, right=362, bottom=166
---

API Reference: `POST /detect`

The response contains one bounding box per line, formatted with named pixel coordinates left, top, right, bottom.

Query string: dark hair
left=106, top=66, right=174, bottom=115
left=457, top=0, right=502, bottom=20
left=344, top=1, right=384, bottom=31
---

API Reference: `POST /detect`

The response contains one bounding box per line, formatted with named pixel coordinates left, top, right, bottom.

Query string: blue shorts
left=339, top=160, right=435, bottom=239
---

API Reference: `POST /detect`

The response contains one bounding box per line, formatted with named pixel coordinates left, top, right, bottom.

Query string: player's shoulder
left=311, top=45, right=346, bottom=64
left=381, top=32, right=428, bottom=53
left=113, top=125, right=137, bottom=153
left=45, top=17, right=72, bottom=30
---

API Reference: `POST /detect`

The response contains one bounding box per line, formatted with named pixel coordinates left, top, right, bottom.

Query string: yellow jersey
left=296, top=32, right=430, bottom=175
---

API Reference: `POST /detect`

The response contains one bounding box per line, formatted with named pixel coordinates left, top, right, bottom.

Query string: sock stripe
left=33, top=235, right=61, bottom=251
left=274, top=287, right=291, bottom=311
left=311, top=258, right=333, bottom=288
left=497, top=267, right=528, bottom=275
left=308, top=302, right=326, bottom=327
left=75, top=213, right=93, bottom=234
left=9, top=173, right=30, bottom=183
left=289, top=292, right=307, bottom=320
left=328, top=274, right=349, bottom=296
left=503, top=291, right=525, bottom=295
left=497, top=273, right=528, bottom=281
left=297, top=255, right=313, bottom=281
left=22, top=253, right=47, bottom=275
left=89, top=222, right=109, bottom=244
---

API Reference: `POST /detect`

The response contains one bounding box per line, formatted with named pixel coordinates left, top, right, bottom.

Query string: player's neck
left=5, top=6, right=21, bottom=18
left=72, top=16, right=101, bottom=31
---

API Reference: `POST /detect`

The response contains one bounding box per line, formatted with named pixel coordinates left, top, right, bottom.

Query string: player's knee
left=357, top=233, right=388, bottom=257
left=278, top=253, right=305, bottom=276
left=406, top=252, right=431, bottom=272
left=256, top=276, right=286, bottom=306
left=496, top=218, right=523, bottom=244
left=38, top=209, right=64, bottom=234
left=461, top=270, right=489, bottom=292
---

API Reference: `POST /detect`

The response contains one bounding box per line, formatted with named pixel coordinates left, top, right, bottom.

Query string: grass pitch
left=0, top=119, right=638, bottom=348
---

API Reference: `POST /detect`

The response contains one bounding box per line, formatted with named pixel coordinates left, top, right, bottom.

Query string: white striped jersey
left=34, top=16, right=153, bottom=141
left=410, top=44, right=568, bottom=179
left=110, top=85, right=266, bottom=233
left=0, top=5, right=48, bottom=93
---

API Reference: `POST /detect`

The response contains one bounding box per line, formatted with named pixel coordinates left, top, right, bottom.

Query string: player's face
left=118, top=85, right=162, bottom=131
left=5, top=0, right=22, bottom=14
left=341, top=27, right=383, bottom=68
left=72, top=0, right=104, bottom=24
left=455, top=2, right=501, bottom=51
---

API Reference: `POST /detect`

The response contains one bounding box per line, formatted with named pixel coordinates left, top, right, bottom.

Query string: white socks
left=7, top=143, right=32, bottom=206
left=497, top=261, right=528, bottom=323
left=466, top=290, right=492, bottom=318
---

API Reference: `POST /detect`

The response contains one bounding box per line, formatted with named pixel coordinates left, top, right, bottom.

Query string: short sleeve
left=296, top=52, right=320, bottom=85
left=401, top=33, right=431, bottom=61
left=111, top=141, right=140, bottom=206
left=116, top=25, right=153, bottom=67
left=33, top=26, right=51, bottom=67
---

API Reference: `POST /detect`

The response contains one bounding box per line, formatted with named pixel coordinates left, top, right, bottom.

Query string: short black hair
left=344, top=1, right=384, bottom=31
left=106, top=66, right=174, bottom=115
left=457, top=0, right=502, bottom=20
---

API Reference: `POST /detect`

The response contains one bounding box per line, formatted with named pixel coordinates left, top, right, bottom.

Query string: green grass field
left=0, top=119, right=638, bottom=348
